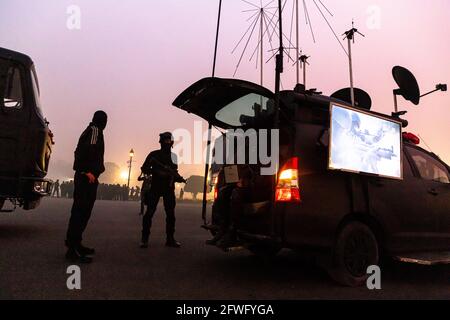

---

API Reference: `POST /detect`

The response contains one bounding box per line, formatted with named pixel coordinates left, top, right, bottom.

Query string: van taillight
left=275, top=157, right=301, bottom=202
left=213, top=185, right=218, bottom=201
left=213, top=176, right=218, bottom=201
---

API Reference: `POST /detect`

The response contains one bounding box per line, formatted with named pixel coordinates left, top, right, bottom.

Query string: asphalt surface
left=0, top=198, right=449, bottom=300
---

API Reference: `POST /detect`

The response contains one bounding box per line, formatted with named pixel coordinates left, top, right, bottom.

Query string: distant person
left=140, top=132, right=186, bottom=248
left=179, top=188, right=184, bottom=200
left=60, top=182, right=67, bottom=198
left=52, top=179, right=60, bottom=198
left=67, top=180, right=74, bottom=198
left=122, top=184, right=129, bottom=201
left=65, top=110, right=107, bottom=263
left=135, top=185, right=141, bottom=201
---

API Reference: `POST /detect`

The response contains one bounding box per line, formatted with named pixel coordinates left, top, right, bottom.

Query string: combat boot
left=166, top=236, right=181, bottom=248
left=140, top=241, right=149, bottom=248
left=140, top=236, right=149, bottom=248
left=77, top=244, right=95, bottom=256
left=65, top=247, right=93, bottom=264
left=205, top=228, right=226, bottom=245
left=216, top=227, right=237, bottom=250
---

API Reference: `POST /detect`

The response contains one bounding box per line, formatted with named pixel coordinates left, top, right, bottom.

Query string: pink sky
left=0, top=0, right=449, bottom=181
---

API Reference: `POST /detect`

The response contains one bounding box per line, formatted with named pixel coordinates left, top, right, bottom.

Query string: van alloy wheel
left=329, top=221, right=379, bottom=287
left=343, top=229, right=377, bottom=277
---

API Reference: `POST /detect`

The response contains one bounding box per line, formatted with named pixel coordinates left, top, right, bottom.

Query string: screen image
left=329, top=104, right=402, bottom=179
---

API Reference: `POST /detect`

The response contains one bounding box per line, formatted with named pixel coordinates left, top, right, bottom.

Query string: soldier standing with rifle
left=140, top=132, right=186, bottom=248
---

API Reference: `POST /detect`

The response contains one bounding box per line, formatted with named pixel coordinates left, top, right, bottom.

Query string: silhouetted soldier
left=65, top=110, right=107, bottom=263
left=140, top=132, right=186, bottom=248
left=52, top=179, right=60, bottom=197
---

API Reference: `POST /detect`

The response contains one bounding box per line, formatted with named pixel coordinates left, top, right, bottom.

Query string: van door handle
left=428, top=188, right=439, bottom=196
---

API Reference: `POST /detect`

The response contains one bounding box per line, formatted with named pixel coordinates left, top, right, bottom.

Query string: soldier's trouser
left=66, top=172, right=98, bottom=248
left=141, top=187, right=176, bottom=242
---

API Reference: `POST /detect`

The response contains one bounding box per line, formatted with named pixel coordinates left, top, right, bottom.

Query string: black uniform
left=141, top=148, right=184, bottom=243
left=66, top=114, right=106, bottom=250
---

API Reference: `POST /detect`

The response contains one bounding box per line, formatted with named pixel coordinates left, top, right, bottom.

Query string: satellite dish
left=392, top=66, right=420, bottom=105
left=331, top=88, right=372, bottom=110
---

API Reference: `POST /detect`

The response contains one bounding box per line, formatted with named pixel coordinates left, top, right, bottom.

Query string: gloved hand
left=85, top=172, right=96, bottom=184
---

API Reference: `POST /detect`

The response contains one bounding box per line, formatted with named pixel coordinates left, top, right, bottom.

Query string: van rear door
left=172, top=77, right=275, bottom=129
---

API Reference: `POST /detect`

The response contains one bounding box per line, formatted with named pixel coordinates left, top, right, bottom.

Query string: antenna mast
left=274, top=0, right=284, bottom=127
left=299, top=52, right=309, bottom=87
left=201, top=0, right=223, bottom=225
left=295, top=0, right=300, bottom=84
left=343, top=21, right=364, bottom=106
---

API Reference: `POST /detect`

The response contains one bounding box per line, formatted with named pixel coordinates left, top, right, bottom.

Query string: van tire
left=328, top=222, right=379, bottom=287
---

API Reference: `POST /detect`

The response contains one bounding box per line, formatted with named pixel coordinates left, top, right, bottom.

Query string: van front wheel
left=329, top=222, right=379, bottom=287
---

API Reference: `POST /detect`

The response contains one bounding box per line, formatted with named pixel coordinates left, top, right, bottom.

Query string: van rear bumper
left=0, top=176, right=52, bottom=198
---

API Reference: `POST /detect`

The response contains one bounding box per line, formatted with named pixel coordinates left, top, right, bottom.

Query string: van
left=173, top=77, right=450, bottom=286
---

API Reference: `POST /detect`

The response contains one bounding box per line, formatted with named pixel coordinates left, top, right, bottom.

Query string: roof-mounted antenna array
left=343, top=20, right=365, bottom=106
left=233, top=0, right=291, bottom=86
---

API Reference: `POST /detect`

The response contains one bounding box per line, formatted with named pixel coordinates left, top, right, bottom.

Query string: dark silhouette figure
left=65, top=110, right=107, bottom=263
left=179, top=188, right=184, bottom=200
left=52, top=179, right=60, bottom=197
left=138, top=173, right=151, bottom=215
left=140, top=132, right=186, bottom=248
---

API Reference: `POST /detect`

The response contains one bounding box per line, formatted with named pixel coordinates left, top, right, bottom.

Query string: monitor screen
left=329, top=103, right=402, bottom=179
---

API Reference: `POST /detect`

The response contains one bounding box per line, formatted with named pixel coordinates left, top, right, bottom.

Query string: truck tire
left=328, top=222, right=379, bottom=287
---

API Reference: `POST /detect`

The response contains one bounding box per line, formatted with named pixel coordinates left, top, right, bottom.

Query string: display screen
left=329, top=103, right=402, bottom=179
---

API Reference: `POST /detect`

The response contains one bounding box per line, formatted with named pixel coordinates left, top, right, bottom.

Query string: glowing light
left=120, top=170, right=129, bottom=180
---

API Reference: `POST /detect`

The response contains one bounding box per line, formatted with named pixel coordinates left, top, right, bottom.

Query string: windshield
left=215, top=93, right=274, bottom=127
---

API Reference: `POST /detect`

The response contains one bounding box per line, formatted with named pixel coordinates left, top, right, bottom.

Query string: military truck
left=0, top=47, right=53, bottom=212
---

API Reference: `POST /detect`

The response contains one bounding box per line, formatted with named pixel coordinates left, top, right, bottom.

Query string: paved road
left=0, top=198, right=449, bottom=299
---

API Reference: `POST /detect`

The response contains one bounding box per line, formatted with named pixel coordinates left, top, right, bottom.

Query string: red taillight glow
left=213, top=185, right=218, bottom=201
left=275, top=157, right=301, bottom=202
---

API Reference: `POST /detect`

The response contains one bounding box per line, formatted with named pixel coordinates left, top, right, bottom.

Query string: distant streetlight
left=127, top=149, right=134, bottom=190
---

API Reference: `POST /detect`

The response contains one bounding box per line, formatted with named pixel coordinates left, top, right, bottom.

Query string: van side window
left=407, top=147, right=450, bottom=184
left=0, top=61, right=23, bottom=110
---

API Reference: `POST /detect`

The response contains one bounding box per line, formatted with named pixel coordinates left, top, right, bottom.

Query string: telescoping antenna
left=343, top=21, right=365, bottom=106
left=298, top=52, right=310, bottom=87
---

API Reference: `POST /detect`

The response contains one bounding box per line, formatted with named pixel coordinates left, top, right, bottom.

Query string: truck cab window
left=0, top=61, right=23, bottom=110
left=407, top=147, right=450, bottom=184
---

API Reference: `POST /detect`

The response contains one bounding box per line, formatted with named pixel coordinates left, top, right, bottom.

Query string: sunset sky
left=0, top=0, right=449, bottom=183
